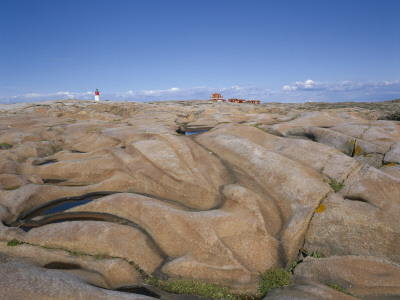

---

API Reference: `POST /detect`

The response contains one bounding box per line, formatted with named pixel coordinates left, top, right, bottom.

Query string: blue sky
left=1, top=0, right=399, bottom=103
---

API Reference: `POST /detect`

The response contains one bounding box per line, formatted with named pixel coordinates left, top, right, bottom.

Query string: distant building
left=95, top=89, right=100, bottom=101
left=212, top=94, right=260, bottom=104
left=210, top=93, right=225, bottom=102
left=247, top=100, right=260, bottom=104
left=228, top=98, right=245, bottom=103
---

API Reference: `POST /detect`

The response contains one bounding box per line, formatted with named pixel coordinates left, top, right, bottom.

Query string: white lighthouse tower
left=95, top=89, right=100, bottom=101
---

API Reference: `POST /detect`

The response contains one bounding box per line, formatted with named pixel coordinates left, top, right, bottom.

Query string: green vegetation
left=329, top=179, right=344, bottom=193
left=378, top=110, right=400, bottom=121
left=93, top=253, right=114, bottom=260
left=3, top=185, right=21, bottom=191
left=326, top=283, right=353, bottom=296
left=311, top=252, right=324, bottom=258
left=0, top=142, right=13, bottom=150
left=146, top=268, right=292, bottom=299
left=50, top=144, right=63, bottom=154
left=40, top=245, right=80, bottom=256
left=147, top=277, right=244, bottom=300
left=289, top=261, right=298, bottom=272
left=67, top=250, right=80, bottom=256
left=258, top=268, right=291, bottom=296
left=85, top=127, right=103, bottom=133
left=7, top=239, right=22, bottom=246
left=251, top=123, right=264, bottom=131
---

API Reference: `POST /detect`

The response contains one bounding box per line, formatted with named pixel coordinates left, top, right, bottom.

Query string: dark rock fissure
left=43, top=261, right=81, bottom=270
left=70, top=150, right=87, bottom=153
left=345, top=196, right=375, bottom=206
left=115, top=286, right=161, bottom=298
left=32, top=159, right=58, bottom=166
left=43, top=179, right=68, bottom=185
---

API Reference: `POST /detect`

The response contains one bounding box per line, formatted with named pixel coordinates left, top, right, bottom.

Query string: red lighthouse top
left=95, top=89, right=99, bottom=95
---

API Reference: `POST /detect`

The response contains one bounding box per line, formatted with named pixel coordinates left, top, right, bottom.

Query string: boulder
left=196, top=125, right=331, bottom=267
left=385, top=142, right=400, bottom=164
left=14, top=221, right=164, bottom=274
left=0, top=261, right=156, bottom=299
left=68, top=188, right=281, bottom=292
left=0, top=242, right=143, bottom=289
left=294, top=256, right=400, bottom=298
left=304, top=193, right=400, bottom=262
left=263, top=276, right=357, bottom=300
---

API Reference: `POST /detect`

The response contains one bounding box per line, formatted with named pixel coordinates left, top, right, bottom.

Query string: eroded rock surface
left=1, top=99, right=400, bottom=298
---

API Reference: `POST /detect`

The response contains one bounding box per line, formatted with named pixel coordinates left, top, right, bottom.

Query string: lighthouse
left=95, top=89, right=100, bottom=101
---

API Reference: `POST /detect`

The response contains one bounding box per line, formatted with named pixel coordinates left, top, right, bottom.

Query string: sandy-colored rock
left=16, top=221, right=164, bottom=274
left=330, top=123, right=370, bottom=138
left=0, top=241, right=143, bottom=289
left=196, top=125, right=331, bottom=266
left=363, top=120, right=400, bottom=150
left=385, top=142, right=400, bottom=164
left=269, top=111, right=368, bottom=136
left=0, top=261, right=156, bottom=300
left=263, top=277, right=358, bottom=300
left=68, top=187, right=280, bottom=292
left=304, top=193, right=400, bottom=262
left=1, top=99, right=400, bottom=297
left=0, top=174, right=25, bottom=189
left=341, top=164, right=400, bottom=210
left=294, top=256, right=400, bottom=298
left=380, top=163, right=400, bottom=179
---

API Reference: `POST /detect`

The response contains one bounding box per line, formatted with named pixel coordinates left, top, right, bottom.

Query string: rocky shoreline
left=1, top=99, right=400, bottom=299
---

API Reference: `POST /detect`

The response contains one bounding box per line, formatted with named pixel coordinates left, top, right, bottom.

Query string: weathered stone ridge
left=0, top=99, right=400, bottom=299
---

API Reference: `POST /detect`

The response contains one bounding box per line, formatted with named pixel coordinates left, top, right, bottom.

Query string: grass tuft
left=147, top=277, right=248, bottom=299
left=326, top=283, right=353, bottom=296
left=251, top=123, right=264, bottom=130
left=0, top=142, right=13, bottom=150
left=3, top=185, right=21, bottom=191
left=259, top=268, right=291, bottom=296
left=311, top=252, right=324, bottom=258
left=329, top=179, right=344, bottom=193
left=7, top=239, right=22, bottom=246
left=50, top=144, right=63, bottom=154
left=146, top=268, right=292, bottom=299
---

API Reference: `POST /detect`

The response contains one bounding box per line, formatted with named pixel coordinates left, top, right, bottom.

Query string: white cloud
left=282, top=79, right=400, bottom=93
left=1, top=91, right=94, bottom=103
left=281, top=79, right=400, bottom=102
left=1, top=80, right=398, bottom=104
left=111, top=85, right=272, bottom=101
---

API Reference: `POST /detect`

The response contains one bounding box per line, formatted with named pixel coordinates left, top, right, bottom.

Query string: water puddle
left=179, top=125, right=213, bottom=136
left=185, top=130, right=208, bottom=135
left=33, top=159, right=58, bottom=166
left=19, top=193, right=112, bottom=220
left=40, top=198, right=94, bottom=215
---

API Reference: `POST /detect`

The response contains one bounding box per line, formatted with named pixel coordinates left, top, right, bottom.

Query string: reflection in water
left=185, top=130, right=208, bottom=136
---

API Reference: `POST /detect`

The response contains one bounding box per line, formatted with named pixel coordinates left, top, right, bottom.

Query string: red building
left=228, top=98, right=245, bottom=103
left=247, top=100, right=261, bottom=104
left=210, top=93, right=226, bottom=102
